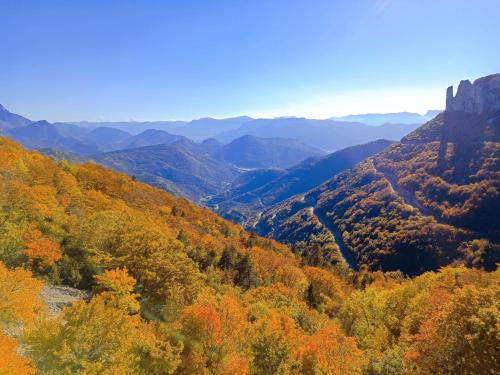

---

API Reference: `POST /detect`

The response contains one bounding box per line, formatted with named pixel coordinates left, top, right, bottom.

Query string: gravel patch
left=39, top=285, right=90, bottom=318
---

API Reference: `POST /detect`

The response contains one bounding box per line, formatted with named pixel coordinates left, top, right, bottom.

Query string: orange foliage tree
left=295, top=324, right=364, bottom=374
left=22, top=227, right=61, bottom=270
left=0, top=332, right=36, bottom=375
left=0, top=262, right=44, bottom=325
left=0, top=262, right=42, bottom=375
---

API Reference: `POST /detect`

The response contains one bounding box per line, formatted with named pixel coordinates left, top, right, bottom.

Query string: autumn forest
left=1, top=2, right=500, bottom=373
left=0, top=132, right=497, bottom=374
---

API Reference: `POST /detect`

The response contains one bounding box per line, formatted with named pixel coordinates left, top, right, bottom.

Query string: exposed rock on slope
left=40, top=285, right=89, bottom=318
left=446, top=74, right=500, bottom=115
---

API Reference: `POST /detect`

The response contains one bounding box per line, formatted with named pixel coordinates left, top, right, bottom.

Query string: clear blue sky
left=1, top=0, right=499, bottom=121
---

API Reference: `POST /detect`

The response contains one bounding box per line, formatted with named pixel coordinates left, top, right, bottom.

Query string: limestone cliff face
left=446, top=74, right=500, bottom=116
left=438, top=74, right=500, bottom=166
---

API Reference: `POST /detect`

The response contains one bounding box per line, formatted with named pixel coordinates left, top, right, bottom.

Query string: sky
left=0, top=0, right=499, bottom=122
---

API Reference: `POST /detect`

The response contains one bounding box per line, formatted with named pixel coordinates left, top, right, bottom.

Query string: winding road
left=270, top=213, right=280, bottom=240
left=370, top=160, right=435, bottom=217
left=307, top=206, right=358, bottom=270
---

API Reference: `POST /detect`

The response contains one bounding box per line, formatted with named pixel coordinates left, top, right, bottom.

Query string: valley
left=0, top=104, right=412, bottom=204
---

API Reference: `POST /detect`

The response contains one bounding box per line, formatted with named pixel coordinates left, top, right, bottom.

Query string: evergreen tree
left=234, top=255, right=258, bottom=289
left=306, top=282, right=321, bottom=309
left=218, top=245, right=237, bottom=270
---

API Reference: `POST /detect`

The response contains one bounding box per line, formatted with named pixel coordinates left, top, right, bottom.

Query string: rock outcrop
left=439, top=74, right=500, bottom=166
left=446, top=74, right=500, bottom=116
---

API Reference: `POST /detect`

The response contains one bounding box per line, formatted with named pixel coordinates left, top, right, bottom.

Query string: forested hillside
left=257, top=74, right=500, bottom=275
left=0, top=137, right=498, bottom=374
left=92, top=140, right=241, bottom=201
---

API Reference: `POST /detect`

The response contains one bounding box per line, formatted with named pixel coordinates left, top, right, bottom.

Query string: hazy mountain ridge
left=0, top=102, right=426, bottom=153
left=332, top=110, right=441, bottom=126
left=5, top=121, right=101, bottom=155
left=61, top=114, right=423, bottom=151
left=67, top=117, right=253, bottom=140
left=0, top=103, right=438, bottom=206
left=214, top=117, right=420, bottom=151
left=125, top=129, right=188, bottom=149
left=216, top=135, right=325, bottom=169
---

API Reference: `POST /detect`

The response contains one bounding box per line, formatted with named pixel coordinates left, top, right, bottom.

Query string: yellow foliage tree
left=26, top=289, right=181, bottom=374
left=93, top=267, right=140, bottom=314
left=0, top=262, right=41, bottom=375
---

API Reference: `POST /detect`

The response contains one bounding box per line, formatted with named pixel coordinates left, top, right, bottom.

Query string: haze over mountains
left=67, top=112, right=431, bottom=147
left=0, top=104, right=433, bottom=202
left=0, top=105, right=432, bottom=153
left=332, top=110, right=441, bottom=126
left=212, top=118, right=419, bottom=151
left=92, top=135, right=324, bottom=200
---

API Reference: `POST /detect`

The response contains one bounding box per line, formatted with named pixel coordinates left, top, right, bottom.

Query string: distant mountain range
left=69, top=116, right=253, bottom=141
left=214, top=118, right=420, bottom=151
left=3, top=121, right=188, bottom=155
left=256, top=74, right=500, bottom=275
left=65, top=114, right=431, bottom=151
left=332, top=110, right=441, bottom=126
left=5, top=121, right=101, bottom=155
left=0, top=103, right=434, bottom=204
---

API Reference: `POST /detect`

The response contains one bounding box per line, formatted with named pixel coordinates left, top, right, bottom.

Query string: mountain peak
left=0, top=104, right=5, bottom=111
left=31, top=120, right=51, bottom=127
left=202, top=137, right=223, bottom=146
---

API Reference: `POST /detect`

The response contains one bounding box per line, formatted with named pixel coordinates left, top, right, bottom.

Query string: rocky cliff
left=438, top=74, right=500, bottom=164
left=446, top=74, right=500, bottom=116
